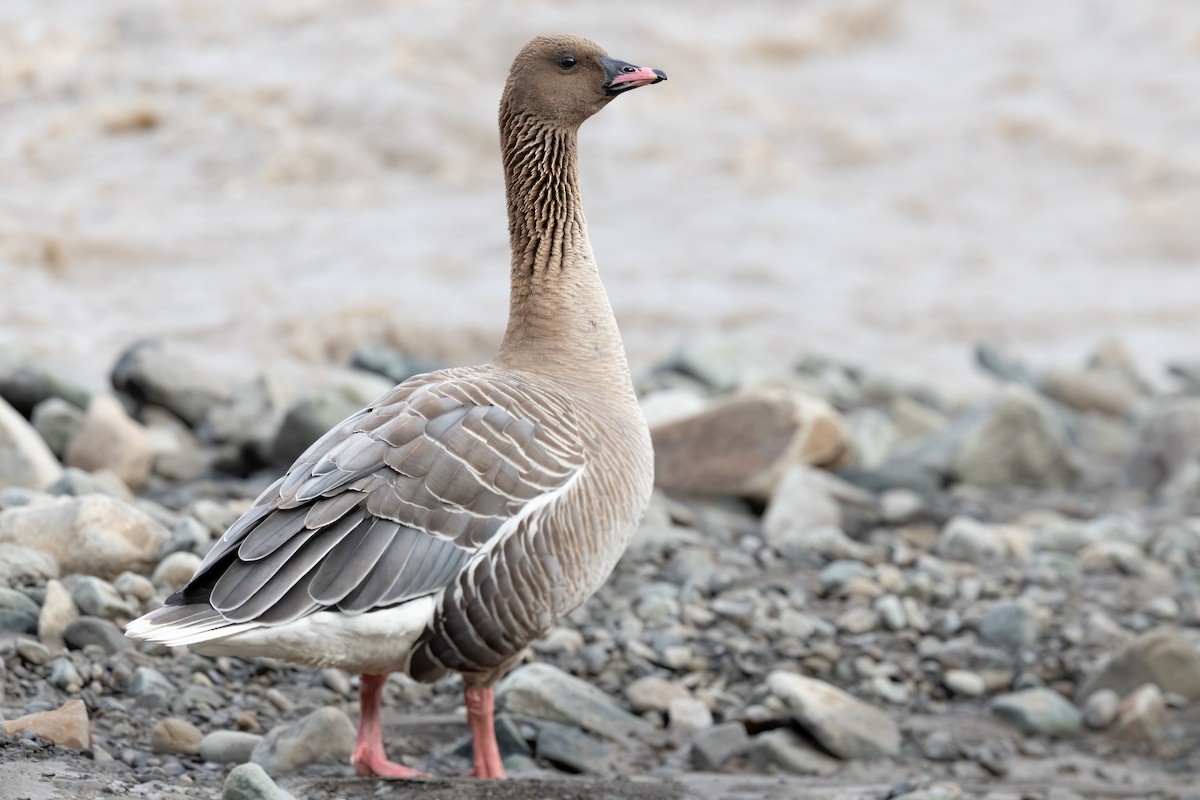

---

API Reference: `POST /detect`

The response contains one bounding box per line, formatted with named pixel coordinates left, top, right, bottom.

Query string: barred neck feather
left=494, top=103, right=629, bottom=390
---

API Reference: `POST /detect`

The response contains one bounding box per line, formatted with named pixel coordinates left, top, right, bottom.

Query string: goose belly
left=190, top=595, right=437, bottom=676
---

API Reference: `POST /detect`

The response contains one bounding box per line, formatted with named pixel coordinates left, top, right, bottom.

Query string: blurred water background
left=2, top=0, right=1199, bottom=394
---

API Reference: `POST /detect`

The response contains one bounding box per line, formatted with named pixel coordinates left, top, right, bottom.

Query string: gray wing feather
left=309, top=517, right=400, bottom=605
left=160, top=369, right=586, bottom=635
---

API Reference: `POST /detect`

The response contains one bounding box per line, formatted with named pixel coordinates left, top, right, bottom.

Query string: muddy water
left=3, top=0, right=1199, bottom=393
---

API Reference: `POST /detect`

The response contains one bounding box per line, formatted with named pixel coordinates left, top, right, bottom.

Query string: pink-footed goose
left=125, top=35, right=665, bottom=780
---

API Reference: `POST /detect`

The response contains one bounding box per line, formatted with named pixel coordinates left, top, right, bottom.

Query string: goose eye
left=559, top=55, right=576, bottom=70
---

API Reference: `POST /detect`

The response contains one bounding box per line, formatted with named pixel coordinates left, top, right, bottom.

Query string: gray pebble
left=690, top=721, right=749, bottom=770
left=223, top=762, right=297, bottom=800
left=72, top=576, right=137, bottom=619
left=63, top=616, right=132, bottom=654
left=979, top=601, right=1040, bottom=650
left=990, top=688, right=1082, bottom=737
left=1083, top=688, right=1120, bottom=729
left=49, top=656, right=83, bottom=691
left=16, top=636, right=51, bottom=665
left=876, top=594, right=907, bottom=631
left=0, top=588, right=40, bottom=635
left=201, top=730, right=265, bottom=764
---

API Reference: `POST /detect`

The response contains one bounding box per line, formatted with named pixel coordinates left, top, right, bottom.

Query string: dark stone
left=0, top=351, right=91, bottom=418
left=268, top=388, right=364, bottom=465
left=63, top=616, right=133, bottom=655
left=0, top=588, right=39, bottom=635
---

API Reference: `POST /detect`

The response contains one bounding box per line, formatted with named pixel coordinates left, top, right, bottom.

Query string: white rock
left=944, top=669, right=987, bottom=698
left=763, top=466, right=842, bottom=544
left=37, top=579, right=77, bottom=651
left=0, top=396, right=62, bottom=489
left=152, top=551, right=202, bottom=590
left=0, top=495, right=168, bottom=579
left=767, top=670, right=901, bottom=759
left=667, top=697, right=713, bottom=734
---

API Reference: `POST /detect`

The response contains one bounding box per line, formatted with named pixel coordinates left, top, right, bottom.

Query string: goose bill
left=599, top=57, right=667, bottom=95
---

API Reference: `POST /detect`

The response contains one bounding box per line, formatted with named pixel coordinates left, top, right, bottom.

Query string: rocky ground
left=2, top=337, right=1200, bottom=800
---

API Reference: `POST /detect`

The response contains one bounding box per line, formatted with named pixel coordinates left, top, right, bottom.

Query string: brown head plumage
left=501, top=34, right=666, bottom=128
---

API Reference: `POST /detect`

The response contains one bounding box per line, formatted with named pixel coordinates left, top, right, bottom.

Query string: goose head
left=502, top=34, right=667, bottom=128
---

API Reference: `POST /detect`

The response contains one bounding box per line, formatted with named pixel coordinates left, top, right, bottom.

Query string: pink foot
left=465, top=685, right=507, bottom=779
left=352, top=673, right=426, bottom=780
left=352, top=748, right=427, bottom=779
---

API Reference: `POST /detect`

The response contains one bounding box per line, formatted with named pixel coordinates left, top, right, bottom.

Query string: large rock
left=2, top=698, right=90, bottom=749
left=64, top=394, right=154, bottom=490
left=251, top=707, right=355, bottom=774
left=0, top=396, right=62, bottom=489
left=111, top=339, right=232, bottom=426
left=990, top=688, right=1082, bottom=738
left=767, top=671, right=900, bottom=759
left=496, top=662, right=655, bottom=743
left=954, top=385, right=1077, bottom=489
left=652, top=387, right=848, bottom=501
left=0, top=495, right=167, bottom=578
left=1079, top=628, right=1200, bottom=702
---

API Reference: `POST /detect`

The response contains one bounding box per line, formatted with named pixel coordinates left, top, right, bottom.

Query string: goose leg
left=465, top=685, right=506, bottom=779
left=351, top=673, right=425, bottom=779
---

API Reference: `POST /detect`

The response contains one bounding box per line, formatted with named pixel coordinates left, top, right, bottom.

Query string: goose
left=126, top=35, right=665, bottom=780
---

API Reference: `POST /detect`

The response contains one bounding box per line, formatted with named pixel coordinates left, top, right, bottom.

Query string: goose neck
left=494, top=113, right=629, bottom=386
